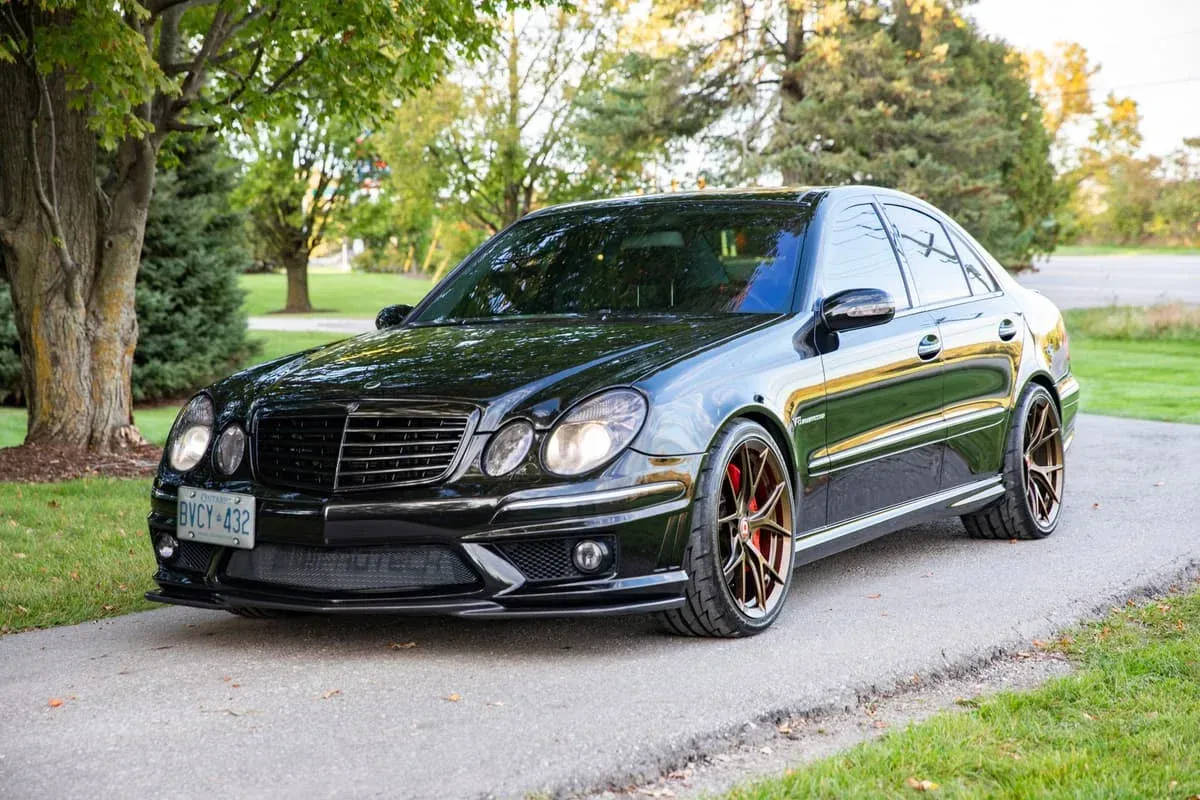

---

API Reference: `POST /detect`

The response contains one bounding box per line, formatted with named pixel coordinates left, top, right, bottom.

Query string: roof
left=524, top=186, right=822, bottom=218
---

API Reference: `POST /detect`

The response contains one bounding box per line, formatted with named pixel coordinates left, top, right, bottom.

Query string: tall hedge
left=0, top=135, right=253, bottom=407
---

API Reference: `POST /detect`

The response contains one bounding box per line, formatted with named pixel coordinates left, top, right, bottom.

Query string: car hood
left=255, top=315, right=773, bottom=428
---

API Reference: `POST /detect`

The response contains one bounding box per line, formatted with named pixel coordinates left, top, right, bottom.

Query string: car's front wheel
left=659, top=420, right=796, bottom=637
left=962, top=383, right=1065, bottom=540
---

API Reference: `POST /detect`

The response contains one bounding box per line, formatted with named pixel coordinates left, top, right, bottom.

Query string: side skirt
left=793, top=476, right=1004, bottom=567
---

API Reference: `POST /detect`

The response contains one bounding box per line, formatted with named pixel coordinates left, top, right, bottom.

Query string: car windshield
left=411, top=202, right=811, bottom=323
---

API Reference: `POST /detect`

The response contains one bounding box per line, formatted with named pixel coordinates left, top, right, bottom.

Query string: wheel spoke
left=747, top=555, right=767, bottom=609
left=756, top=517, right=793, bottom=539
left=748, top=447, right=771, bottom=498
left=745, top=540, right=786, bottom=586
left=1030, top=469, right=1061, bottom=504
left=747, top=482, right=786, bottom=524
left=722, top=545, right=745, bottom=580
left=1031, top=426, right=1060, bottom=453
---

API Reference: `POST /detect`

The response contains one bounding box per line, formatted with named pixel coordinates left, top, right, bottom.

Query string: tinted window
left=948, top=228, right=999, bottom=295
left=822, top=204, right=910, bottom=309
left=884, top=204, right=970, bottom=305
left=412, top=203, right=809, bottom=322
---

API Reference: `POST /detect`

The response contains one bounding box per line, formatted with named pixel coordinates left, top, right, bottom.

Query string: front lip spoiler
left=146, top=570, right=689, bottom=619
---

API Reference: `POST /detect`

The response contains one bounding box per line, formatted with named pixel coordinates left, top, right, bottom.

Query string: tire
left=658, top=420, right=796, bottom=637
left=961, top=383, right=1065, bottom=540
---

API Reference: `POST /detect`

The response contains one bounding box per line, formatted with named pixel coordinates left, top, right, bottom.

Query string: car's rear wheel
left=659, top=420, right=795, bottom=637
left=962, top=383, right=1065, bottom=540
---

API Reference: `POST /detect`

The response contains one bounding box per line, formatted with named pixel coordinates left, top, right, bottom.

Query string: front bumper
left=147, top=455, right=702, bottom=618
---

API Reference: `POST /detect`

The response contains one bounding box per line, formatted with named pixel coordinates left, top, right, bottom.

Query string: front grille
left=173, top=541, right=217, bottom=574
left=223, top=543, right=479, bottom=592
left=255, top=411, right=343, bottom=492
left=495, top=536, right=616, bottom=583
left=253, top=406, right=471, bottom=493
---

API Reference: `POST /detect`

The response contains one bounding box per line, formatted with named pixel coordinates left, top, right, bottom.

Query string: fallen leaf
left=1032, top=639, right=1047, bottom=649
left=387, top=641, right=417, bottom=650
left=872, top=719, right=889, bottom=729
left=866, top=593, right=881, bottom=600
left=231, top=684, right=241, bottom=689
left=1092, top=502, right=1101, bottom=509
left=15, top=605, right=28, bottom=615
left=444, top=692, right=462, bottom=702
left=1009, top=538, right=1018, bottom=544
left=905, top=777, right=939, bottom=792
left=12, top=552, right=26, bottom=559
left=48, top=698, right=64, bottom=708
left=222, top=676, right=232, bottom=682
left=776, top=723, right=792, bottom=735
left=321, top=689, right=342, bottom=700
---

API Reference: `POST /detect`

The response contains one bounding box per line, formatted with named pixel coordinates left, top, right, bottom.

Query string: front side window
left=822, top=203, right=911, bottom=309
left=411, top=203, right=811, bottom=323
left=884, top=204, right=971, bottom=305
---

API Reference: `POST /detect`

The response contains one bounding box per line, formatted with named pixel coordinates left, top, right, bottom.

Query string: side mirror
left=375, top=304, right=413, bottom=330
left=821, top=288, right=895, bottom=332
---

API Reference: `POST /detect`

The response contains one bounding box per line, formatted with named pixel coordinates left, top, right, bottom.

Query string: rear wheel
left=659, top=420, right=796, bottom=637
left=962, top=384, right=1065, bottom=540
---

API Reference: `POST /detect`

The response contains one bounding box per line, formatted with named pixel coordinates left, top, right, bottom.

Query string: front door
left=813, top=202, right=945, bottom=525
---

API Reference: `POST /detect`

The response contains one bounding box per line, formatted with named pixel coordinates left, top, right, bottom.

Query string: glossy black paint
left=147, top=186, right=1077, bottom=618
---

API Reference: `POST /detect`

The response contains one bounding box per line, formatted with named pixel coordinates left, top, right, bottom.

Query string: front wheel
left=658, top=420, right=796, bottom=637
left=962, top=383, right=1065, bottom=540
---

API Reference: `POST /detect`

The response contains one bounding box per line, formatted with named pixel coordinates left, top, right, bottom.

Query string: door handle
left=916, top=333, right=941, bottom=360
left=998, top=318, right=1018, bottom=341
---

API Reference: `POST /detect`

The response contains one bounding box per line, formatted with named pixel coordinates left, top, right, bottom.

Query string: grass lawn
left=0, top=330, right=344, bottom=450
left=1063, top=305, right=1200, bottom=424
left=726, top=586, right=1200, bottom=799
left=1055, top=244, right=1200, bottom=257
left=239, top=271, right=434, bottom=317
left=0, top=479, right=156, bottom=633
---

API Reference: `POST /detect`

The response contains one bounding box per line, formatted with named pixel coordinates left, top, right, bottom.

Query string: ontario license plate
left=177, top=487, right=256, bottom=549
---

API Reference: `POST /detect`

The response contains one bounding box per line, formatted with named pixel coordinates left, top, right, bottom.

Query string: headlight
left=214, top=424, right=246, bottom=475
left=482, top=420, right=534, bottom=476
left=543, top=389, right=647, bottom=476
left=168, top=395, right=214, bottom=472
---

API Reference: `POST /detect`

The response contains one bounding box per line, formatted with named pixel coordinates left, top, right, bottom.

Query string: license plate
left=177, top=487, right=256, bottom=549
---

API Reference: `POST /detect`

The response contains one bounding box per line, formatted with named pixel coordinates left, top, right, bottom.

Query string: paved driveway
left=1018, top=254, right=1200, bottom=309
left=2, top=413, right=1198, bottom=799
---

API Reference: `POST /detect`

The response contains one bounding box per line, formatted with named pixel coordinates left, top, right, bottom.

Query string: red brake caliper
left=726, top=463, right=765, bottom=583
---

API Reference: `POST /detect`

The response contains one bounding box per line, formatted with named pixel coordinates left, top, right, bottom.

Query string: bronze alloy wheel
left=717, top=438, right=794, bottom=619
left=1022, top=394, right=1064, bottom=529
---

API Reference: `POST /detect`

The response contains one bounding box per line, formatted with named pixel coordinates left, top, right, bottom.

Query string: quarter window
left=823, top=204, right=910, bottom=309
left=948, top=228, right=999, bottom=295
left=884, top=205, right=970, bottom=305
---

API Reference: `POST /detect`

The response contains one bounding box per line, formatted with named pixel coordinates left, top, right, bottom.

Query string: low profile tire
left=658, top=420, right=796, bottom=638
left=962, top=383, right=1065, bottom=540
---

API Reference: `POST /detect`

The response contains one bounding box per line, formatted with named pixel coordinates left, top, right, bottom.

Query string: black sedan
left=147, top=186, right=1078, bottom=637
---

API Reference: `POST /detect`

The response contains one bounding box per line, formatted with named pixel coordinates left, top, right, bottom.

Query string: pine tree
left=132, top=135, right=254, bottom=403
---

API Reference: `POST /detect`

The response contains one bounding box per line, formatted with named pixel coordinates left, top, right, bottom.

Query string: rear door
left=814, top=202, right=945, bottom=525
left=880, top=204, right=1022, bottom=490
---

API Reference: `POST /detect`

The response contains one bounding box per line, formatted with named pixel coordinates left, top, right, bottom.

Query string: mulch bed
left=0, top=444, right=162, bottom=483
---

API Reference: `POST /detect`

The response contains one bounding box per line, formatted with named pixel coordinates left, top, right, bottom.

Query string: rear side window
left=948, top=228, right=999, bottom=295
left=884, top=204, right=970, bottom=305
left=822, top=204, right=911, bottom=309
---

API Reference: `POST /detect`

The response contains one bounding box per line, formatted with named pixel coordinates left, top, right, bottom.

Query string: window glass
left=948, top=228, right=999, bottom=295
left=884, top=204, right=971, bottom=305
left=412, top=203, right=810, bottom=323
left=822, top=204, right=910, bottom=309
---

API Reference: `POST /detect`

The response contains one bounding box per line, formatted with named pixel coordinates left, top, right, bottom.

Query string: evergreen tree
left=133, top=136, right=254, bottom=403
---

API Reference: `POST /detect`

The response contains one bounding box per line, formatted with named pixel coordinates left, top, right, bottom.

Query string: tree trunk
left=283, top=249, right=314, bottom=313
left=0, top=42, right=149, bottom=450
left=779, top=2, right=810, bottom=186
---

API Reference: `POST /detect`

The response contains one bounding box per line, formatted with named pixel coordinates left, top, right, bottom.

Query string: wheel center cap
left=739, top=518, right=751, bottom=540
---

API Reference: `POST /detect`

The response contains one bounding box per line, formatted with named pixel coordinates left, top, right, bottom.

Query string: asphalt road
left=3, top=413, right=1198, bottom=799
left=1017, top=254, right=1200, bottom=309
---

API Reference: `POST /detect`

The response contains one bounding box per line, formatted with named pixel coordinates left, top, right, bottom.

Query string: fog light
left=156, top=534, right=179, bottom=561
left=572, top=539, right=611, bottom=574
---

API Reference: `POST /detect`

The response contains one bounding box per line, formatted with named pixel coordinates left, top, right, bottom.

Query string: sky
left=970, top=0, right=1200, bottom=156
